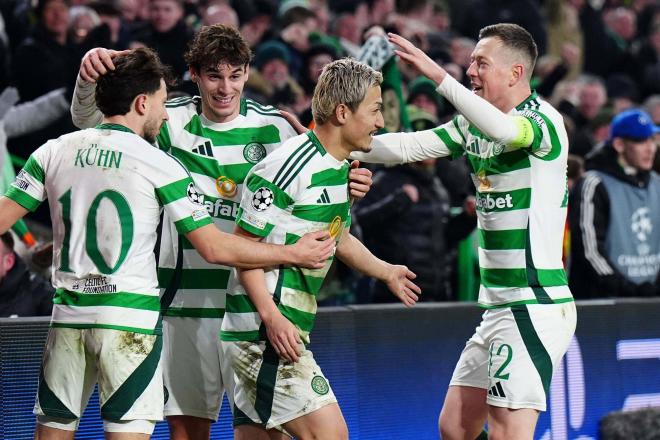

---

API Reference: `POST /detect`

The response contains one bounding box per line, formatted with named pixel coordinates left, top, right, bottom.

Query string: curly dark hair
left=184, top=24, right=253, bottom=72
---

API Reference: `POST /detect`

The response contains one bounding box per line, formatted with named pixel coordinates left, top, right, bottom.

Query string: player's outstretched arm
left=185, top=224, right=334, bottom=269
left=71, top=48, right=129, bottom=129
left=388, top=33, right=534, bottom=149
left=335, top=230, right=420, bottom=306
left=0, top=197, right=29, bottom=235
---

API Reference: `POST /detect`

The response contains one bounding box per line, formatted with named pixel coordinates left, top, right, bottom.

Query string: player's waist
left=477, top=285, right=573, bottom=309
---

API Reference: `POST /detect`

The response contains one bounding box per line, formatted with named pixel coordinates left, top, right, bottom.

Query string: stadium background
left=3, top=299, right=660, bottom=439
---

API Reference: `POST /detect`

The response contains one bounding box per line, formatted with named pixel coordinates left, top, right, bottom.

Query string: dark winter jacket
left=0, top=254, right=53, bottom=317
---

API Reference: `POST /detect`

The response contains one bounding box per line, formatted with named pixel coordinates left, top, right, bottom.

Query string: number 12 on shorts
left=488, top=342, right=513, bottom=381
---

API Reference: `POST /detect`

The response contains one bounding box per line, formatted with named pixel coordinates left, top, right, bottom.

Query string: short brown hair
left=96, top=47, right=174, bottom=116
left=479, top=23, right=538, bottom=79
left=184, top=24, right=253, bottom=72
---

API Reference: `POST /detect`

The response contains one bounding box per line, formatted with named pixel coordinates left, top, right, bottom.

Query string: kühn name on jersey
left=74, top=144, right=123, bottom=169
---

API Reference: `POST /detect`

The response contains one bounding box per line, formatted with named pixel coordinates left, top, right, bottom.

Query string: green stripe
left=526, top=110, right=562, bottom=161
left=274, top=144, right=315, bottom=188
left=157, top=122, right=173, bottom=151
left=306, top=131, right=328, bottom=155
left=158, top=267, right=231, bottom=289
left=433, top=127, right=463, bottom=157
left=515, top=92, right=539, bottom=111
left=163, top=307, right=225, bottom=318
left=53, top=289, right=160, bottom=310
left=236, top=209, right=275, bottom=237
left=38, top=368, right=78, bottom=419
left=282, top=267, right=325, bottom=296
left=50, top=322, right=157, bottom=335
left=476, top=188, right=531, bottom=212
left=292, top=201, right=350, bottom=223
left=479, top=229, right=527, bottom=250
left=101, top=335, right=163, bottom=420
left=278, top=304, right=315, bottom=333
left=479, top=297, right=574, bottom=309
left=173, top=215, right=212, bottom=234
left=220, top=329, right=261, bottom=341
left=480, top=268, right=567, bottom=289
left=255, top=343, right=280, bottom=424
left=285, top=232, right=301, bottom=245
left=273, top=142, right=311, bottom=184
left=309, top=165, right=350, bottom=187
left=246, top=99, right=277, bottom=113
left=95, top=123, right=134, bottom=134
left=155, top=177, right=191, bottom=205
left=184, top=114, right=282, bottom=146
left=525, top=228, right=553, bottom=303
left=246, top=173, right=294, bottom=209
left=5, top=186, right=41, bottom=211
left=280, top=147, right=317, bottom=190
left=171, top=146, right=253, bottom=183
left=226, top=294, right=258, bottom=313
left=452, top=116, right=467, bottom=143
left=22, top=155, right=45, bottom=183
left=467, top=149, right=531, bottom=176
left=512, top=305, right=553, bottom=393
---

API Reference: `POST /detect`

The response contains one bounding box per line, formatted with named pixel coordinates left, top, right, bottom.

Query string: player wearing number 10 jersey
left=0, top=48, right=333, bottom=440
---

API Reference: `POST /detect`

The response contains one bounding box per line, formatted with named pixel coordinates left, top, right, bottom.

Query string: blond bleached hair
left=312, top=58, right=383, bottom=125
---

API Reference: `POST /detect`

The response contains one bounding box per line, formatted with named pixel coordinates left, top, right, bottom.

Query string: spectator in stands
left=355, top=109, right=476, bottom=302
left=10, top=0, right=80, bottom=159
left=232, top=0, right=276, bottom=49
left=251, top=39, right=306, bottom=114
left=407, top=76, right=444, bottom=121
left=569, top=109, right=660, bottom=298
left=131, top=0, right=193, bottom=84
left=0, top=232, right=53, bottom=317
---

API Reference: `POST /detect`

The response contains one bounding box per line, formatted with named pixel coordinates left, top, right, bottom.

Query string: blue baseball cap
left=610, top=109, right=660, bottom=141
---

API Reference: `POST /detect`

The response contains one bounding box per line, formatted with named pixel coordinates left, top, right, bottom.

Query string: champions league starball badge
left=252, top=187, right=274, bottom=211
left=216, top=176, right=237, bottom=198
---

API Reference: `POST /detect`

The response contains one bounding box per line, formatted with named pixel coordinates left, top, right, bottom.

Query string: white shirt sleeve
left=436, top=74, right=529, bottom=146
left=70, top=76, right=103, bottom=129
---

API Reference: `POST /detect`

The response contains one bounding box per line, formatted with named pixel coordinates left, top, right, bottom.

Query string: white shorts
left=162, top=316, right=234, bottom=420
left=34, top=327, right=164, bottom=428
left=221, top=340, right=337, bottom=430
left=450, top=302, right=576, bottom=411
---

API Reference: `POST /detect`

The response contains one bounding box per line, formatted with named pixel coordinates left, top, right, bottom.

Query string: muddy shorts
left=220, top=340, right=337, bottom=429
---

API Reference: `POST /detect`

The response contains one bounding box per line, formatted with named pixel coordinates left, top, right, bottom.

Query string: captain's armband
left=509, top=116, right=535, bottom=149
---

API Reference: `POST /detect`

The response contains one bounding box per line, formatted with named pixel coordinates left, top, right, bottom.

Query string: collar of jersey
left=95, top=123, right=135, bottom=134
left=306, top=130, right=327, bottom=156
left=515, top=90, right=539, bottom=111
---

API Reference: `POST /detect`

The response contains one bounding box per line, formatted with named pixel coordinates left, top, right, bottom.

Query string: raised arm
left=71, top=48, right=129, bottom=128
left=388, top=33, right=535, bottom=148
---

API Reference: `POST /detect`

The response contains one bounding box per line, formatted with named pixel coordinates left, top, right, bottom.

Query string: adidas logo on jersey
left=488, top=382, right=507, bottom=398
left=192, top=141, right=213, bottom=157
left=317, top=189, right=331, bottom=204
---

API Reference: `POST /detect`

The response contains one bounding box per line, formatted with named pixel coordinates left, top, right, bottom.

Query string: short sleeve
left=5, top=144, right=49, bottom=211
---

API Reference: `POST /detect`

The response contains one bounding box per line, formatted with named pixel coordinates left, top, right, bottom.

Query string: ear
left=189, top=67, right=199, bottom=83
left=510, top=64, right=524, bottom=86
left=134, top=94, right=148, bottom=116
left=335, top=103, right=349, bottom=124
left=612, top=138, right=625, bottom=154
left=2, top=252, right=15, bottom=273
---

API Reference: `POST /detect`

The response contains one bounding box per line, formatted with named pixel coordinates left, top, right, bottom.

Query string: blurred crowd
left=0, top=0, right=658, bottom=316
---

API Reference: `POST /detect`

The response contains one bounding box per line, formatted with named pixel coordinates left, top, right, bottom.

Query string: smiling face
left=342, top=85, right=384, bottom=152
left=191, top=63, right=249, bottom=123
left=465, top=36, right=519, bottom=111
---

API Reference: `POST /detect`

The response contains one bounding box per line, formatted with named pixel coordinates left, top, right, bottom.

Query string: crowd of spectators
left=0, top=0, right=658, bottom=313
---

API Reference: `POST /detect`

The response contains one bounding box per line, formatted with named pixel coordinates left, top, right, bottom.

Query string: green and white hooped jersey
left=4, top=124, right=212, bottom=334
left=431, top=93, right=572, bottom=308
left=155, top=97, right=298, bottom=318
left=220, top=131, right=351, bottom=344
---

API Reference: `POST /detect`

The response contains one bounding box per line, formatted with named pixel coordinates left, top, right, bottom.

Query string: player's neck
left=102, top=116, right=143, bottom=138
left=313, top=124, right=351, bottom=162
left=496, top=86, right=533, bottom=113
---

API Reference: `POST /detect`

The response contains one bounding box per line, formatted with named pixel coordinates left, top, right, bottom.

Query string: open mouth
left=212, top=95, right=233, bottom=106
left=472, top=85, right=483, bottom=93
